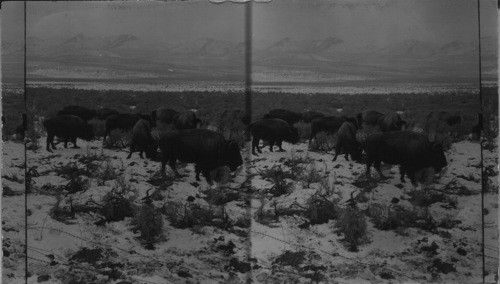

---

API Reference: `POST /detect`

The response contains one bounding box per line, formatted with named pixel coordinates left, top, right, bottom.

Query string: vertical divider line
left=24, top=1, right=28, bottom=282
left=476, top=0, right=485, bottom=282
left=244, top=2, right=253, bottom=284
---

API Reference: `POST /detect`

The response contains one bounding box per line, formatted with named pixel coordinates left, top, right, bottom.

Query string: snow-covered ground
left=1, top=135, right=498, bottom=283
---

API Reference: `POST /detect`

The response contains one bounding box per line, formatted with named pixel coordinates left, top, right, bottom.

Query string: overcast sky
left=2, top=0, right=498, bottom=46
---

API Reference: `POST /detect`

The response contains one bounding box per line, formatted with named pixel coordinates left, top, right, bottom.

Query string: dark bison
left=365, top=131, right=447, bottom=185
left=302, top=111, right=325, bottom=123
left=471, top=123, right=481, bottom=138
left=220, top=108, right=251, bottom=126
left=151, top=107, right=179, bottom=126
left=43, top=115, right=94, bottom=152
left=356, top=110, right=384, bottom=129
left=263, top=109, right=302, bottom=126
left=104, top=113, right=151, bottom=140
left=309, top=116, right=351, bottom=142
left=250, top=118, right=299, bottom=155
left=15, top=114, right=27, bottom=140
left=57, top=105, right=97, bottom=122
left=173, top=111, right=202, bottom=130
left=159, top=129, right=243, bottom=184
left=96, top=108, right=119, bottom=120
left=333, top=122, right=363, bottom=162
left=127, top=119, right=158, bottom=160
left=377, top=113, right=407, bottom=132
left=424, top=111, right=462, bottom=127
left=218, top=108, right=251, bottom=143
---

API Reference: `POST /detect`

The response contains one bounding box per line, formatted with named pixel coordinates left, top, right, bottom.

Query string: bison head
left=430, top=142, right=447, bottom=173
left=287, top=127, right=300, bottom=144
left=446, top=115, right=462, bottom=126
left=226, top=140, right=243, bottom=172
left=351, top=142, right=364, bottom=163
left=145, top=142, right=159, bottom=161
left=82, top=124, right=94, bottom=141
left=396, top=120, right=408, bottom=131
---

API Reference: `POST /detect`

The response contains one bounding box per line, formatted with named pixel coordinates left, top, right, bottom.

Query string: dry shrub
left=295, top=122, right=311, bottom=141
left=96, top=160, right=119, bottom=185
left=309, top=132, right=336, bottom=152
left=302, top=163, right=323, bottom=187
left=101, top=189, right=134, bottom=222
left=334, top=206, right=369, bottom=252
left=132, top=201, right=165, bottom=250
left=65, top=176, right=90, bottom=195
left=367, top=203, right=437, bottom=233
left=103, top=129, right=132, bottom=149
left=88, top=118, right=106, bottom=138
left=163, top=201, right=231, bottom=231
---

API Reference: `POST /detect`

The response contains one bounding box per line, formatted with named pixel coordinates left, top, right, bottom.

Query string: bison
left=96, top=108, right=119, bottom=120
left=302, top=111, right=325, bottom=123
left=356, top=110, right=384, bottom=129
left=220, top=108, right=251, bottom=126
left=377, top=113, right=407, bottom=132
left=173, top=111, right=202, bottom=130
left=250, top=118, right=299, bottom=155
left=104, top=113, right=151, bottom=141
left=126, top=119, right=158, bottom=160
left=151, top=107, right=179, bottom=127
left=159, top=129, right=243, bottom=184
left=364, top=131, right=447, bottom=185
left=43, top=115, right=94, bottom=152
left=309, top=116, right=348, bottom=142
left=57, top=105, right=97, bottom=122
left=263, top=109, right=302, bottom=126
left=333, top=122, right=363, bottom=162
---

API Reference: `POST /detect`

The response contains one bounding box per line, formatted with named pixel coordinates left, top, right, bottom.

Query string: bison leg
left=399, top=166, right=406, bottom=183
left=374, top=160, right=387, bottom=179
left=333, top=142, right=341, bottom=161
left=46, top=135, right=54, bottom=152
left=195, top=165, right=201, bottom=181
left=202, top=169, right=213, bottom=185
left=139, top=150, right=144, bottom=159
left=71, top=138, right=79, bottom=148
left=408, top=170, right=418, bottom=187
left=252, top=138, right=259, bottom=155
left=277, top=141, right=285, bottom=152
left=169, top=160, right=182, bottom=179
left=344, top=154, right=349, bottom=161
left=126, top=144, right=135, bottom=159
left=269, top=141, right=274, bottom=152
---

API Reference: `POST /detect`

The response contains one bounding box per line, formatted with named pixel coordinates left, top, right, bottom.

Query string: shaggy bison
left=173, top=111, right=202, bottom=130
left=302, top=111, right=325, bottom=123
left=364, top=131, right=447, bottom=185
left=333, top=122, right=363, bottom=162
left=356, top=110, right=384, bottom=129
left=220, top=108, right=251, bottom=126
left=377, top=113, right=407, bottom=132
left=309, top=116, right=350, bottom=142
left=159, top=129, right=243, bottom=184
left=151, top=107, right=179, bottom=126
left=250, top=118, right=299, bottom=155
left=96, top=108, right=119, bottom=120
left=263, top=109, right=302, bottom=126
left=104, top=113, right=151, bottom=141
left=57, top=105, right=97, bottom=122
left=127, top=119, right=158, bottom=160
left=43, top=115, right=94, bottom=152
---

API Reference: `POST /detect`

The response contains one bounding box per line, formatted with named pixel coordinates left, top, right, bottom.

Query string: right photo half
left=248, top=0, right=498, bottom=283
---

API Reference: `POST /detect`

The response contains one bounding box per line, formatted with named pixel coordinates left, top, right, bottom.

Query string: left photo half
left=2, top=2, right=27, bottom=283
left=19, top=1, right=252, bottom=283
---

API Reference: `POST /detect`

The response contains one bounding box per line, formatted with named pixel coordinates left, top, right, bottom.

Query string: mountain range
left=2, top=33, right=497, bottom=84
left=3, top=33, right=494, bottom=61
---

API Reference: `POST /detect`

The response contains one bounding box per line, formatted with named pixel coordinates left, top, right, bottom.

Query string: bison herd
left=36, top=105, right=471, bottom=187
